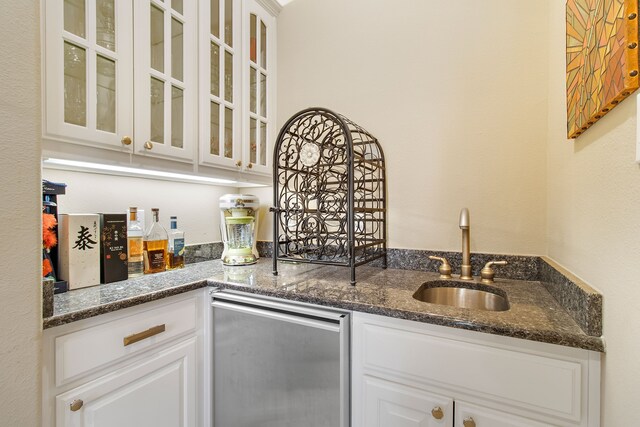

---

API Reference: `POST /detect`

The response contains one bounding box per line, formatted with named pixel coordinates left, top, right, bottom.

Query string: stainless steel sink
left=413, top=281, right=510, bottom=311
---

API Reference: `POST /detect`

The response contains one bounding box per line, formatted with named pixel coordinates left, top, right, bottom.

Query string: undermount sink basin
left=413, top=281, right=510, bottom=312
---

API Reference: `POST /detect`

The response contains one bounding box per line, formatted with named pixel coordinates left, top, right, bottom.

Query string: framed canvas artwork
left=566, top=0, right=639, bottom=138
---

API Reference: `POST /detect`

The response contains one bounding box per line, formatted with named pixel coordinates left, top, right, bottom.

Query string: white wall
left=43, top=169, right=239, bottom=245
left=271, top=0, right=550, bottom=254
left=0, top=1, right=42, bottom=424
left=547, top=1, right=640, bottom=424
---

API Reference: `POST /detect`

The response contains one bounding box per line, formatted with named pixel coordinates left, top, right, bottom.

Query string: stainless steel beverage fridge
left=211, top=290, right=350, bottom=427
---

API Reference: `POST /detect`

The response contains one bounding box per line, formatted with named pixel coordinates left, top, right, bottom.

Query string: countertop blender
left=219, top=194, right=259, bottom=265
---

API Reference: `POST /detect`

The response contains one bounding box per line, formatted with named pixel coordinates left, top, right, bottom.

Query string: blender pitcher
left=219, top=194, right=259, bottom=265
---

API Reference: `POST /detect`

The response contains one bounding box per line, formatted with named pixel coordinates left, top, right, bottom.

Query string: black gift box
left=99, top=214, right=128, bottom=284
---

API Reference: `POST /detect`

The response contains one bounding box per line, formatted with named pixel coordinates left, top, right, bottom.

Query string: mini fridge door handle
left=211, top=300, right=341, bottom=333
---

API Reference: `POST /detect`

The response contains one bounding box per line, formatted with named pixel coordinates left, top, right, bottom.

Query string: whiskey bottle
left=127, top=207, right=144, bottom=278
left=167, top=216, right=185, bottom=270
left=143, top=208, right=168, bottom=274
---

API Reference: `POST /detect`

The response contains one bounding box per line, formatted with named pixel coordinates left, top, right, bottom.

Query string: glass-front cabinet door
left=199, top=0, right=275, bottom=175
left=199, top=0, right=242, bottom=170
left=243, top=0, right=275, bottom=175
left=43, top=0, right=133, bottom=151
left=134, top=0, right=197, bottom=162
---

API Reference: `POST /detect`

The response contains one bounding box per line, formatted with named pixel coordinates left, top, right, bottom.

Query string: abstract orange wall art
left=566, top=0, right=639, bottom=138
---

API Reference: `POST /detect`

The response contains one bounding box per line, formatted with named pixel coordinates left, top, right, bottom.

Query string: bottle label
left=173, top=238, right=185, bottom=256
left=148, top=249, right=165, bottom=270
left=128, top=238, right=144, bottom=260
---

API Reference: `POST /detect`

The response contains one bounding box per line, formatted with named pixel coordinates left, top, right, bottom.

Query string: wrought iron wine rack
left=271, top=107, right=387, bottom=285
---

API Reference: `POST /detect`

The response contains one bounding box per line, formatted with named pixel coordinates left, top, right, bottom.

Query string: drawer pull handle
left=463, top=417, right=476, bottom=427
left=70, top=399, right=83, bottom=412
left=431, top=406, right=444, bottom=420
left=123, top=324, right=166, bottom=346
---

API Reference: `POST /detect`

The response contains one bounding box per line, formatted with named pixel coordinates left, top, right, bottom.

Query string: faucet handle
left=480, top=261, right=508, bottom=284
left=429, top=256, right=452, bottom=279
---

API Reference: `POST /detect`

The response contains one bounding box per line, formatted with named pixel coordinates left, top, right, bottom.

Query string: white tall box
left=58, top=214, right=100, bottom=290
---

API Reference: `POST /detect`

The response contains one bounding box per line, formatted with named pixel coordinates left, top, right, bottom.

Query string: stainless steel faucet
left=459, top=208, right=473, bottom=280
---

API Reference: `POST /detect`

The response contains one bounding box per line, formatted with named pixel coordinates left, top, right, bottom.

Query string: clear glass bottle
left=167, top=216, right=185, bottom=270
left=127, top=207, right=144, bottom=278
left=143, top=208, right=168, bottom=274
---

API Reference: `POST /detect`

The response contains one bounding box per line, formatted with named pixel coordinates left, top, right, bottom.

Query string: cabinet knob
left=463, top=417, right=476, bottom=427
left=121, top=136, right=132, bottom=146
left=235, top=160, right=242, bottom=167
left=247, top=162, right=253, bottom=169
left=144, top=141, right=153, bottom=150
left=431, top=406, right=444, bottom=420
left=69, top=399, right=83, bottom=412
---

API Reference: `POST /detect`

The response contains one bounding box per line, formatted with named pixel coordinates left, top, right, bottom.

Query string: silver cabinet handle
left=123, top=324, right=166, bottom=346
left=212, top=301, right=340, bottom=333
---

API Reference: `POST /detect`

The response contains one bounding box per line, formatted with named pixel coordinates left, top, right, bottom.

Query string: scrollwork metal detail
left=272, top=108, right=387, bottom=285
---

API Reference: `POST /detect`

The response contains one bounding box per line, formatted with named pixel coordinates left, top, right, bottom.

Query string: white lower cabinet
left=352, top=312, right=601, bottom=427
left=55, top=338, right=196, bottom=427
left=454, top=401, right=550, bottom=427
left=43, top=290, right=210, bottom=427
left=363, top=376, right=453, bottom=426
left=362, top=376, right=550, bottom=427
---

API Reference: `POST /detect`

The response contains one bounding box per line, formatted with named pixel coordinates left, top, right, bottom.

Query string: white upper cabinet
left=133, top=0, right=198, bottom=162
left=199, top=0, right=276, bottom=176
left=43, top=0, right=134, bottom=151
left=43, top=0, right=279, bottom=178
left=199, top=0, right=242, bottom=170
left=242, top=0, right=276, bottom=175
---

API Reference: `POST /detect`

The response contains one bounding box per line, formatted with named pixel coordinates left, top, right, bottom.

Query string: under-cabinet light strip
left=42, top=158, right=242, bottom=186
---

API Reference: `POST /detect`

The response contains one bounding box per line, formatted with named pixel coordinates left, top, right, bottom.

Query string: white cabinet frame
left=133, top=0, right=198, bottom=162
left=241, top=0, right=276, bottom=176
left=43, top=0, right=134, bottom=151
left=198, top=0, right=243, bottom=170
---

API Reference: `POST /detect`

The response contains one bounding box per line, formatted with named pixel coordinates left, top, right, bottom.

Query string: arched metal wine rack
left=271, top=107, right=387, bottom=285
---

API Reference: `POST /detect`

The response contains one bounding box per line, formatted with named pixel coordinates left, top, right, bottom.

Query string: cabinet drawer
left=55, top=296, right=197, bottom=386
left=358, top=319, right=583, bottom=422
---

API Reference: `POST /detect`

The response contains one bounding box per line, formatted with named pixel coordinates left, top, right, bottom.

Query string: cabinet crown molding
left=256, top=0, right=283, bottom=16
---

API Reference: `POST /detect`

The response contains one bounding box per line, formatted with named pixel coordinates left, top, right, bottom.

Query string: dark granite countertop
left=44, top=259, right=605, bottom=352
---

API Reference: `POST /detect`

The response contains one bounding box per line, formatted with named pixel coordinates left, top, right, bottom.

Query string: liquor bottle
left=143, top=208, right=168, bottom=274
left=127, top=207, right=144, bottom=278
left=167, top=216, right=185, bottom=270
